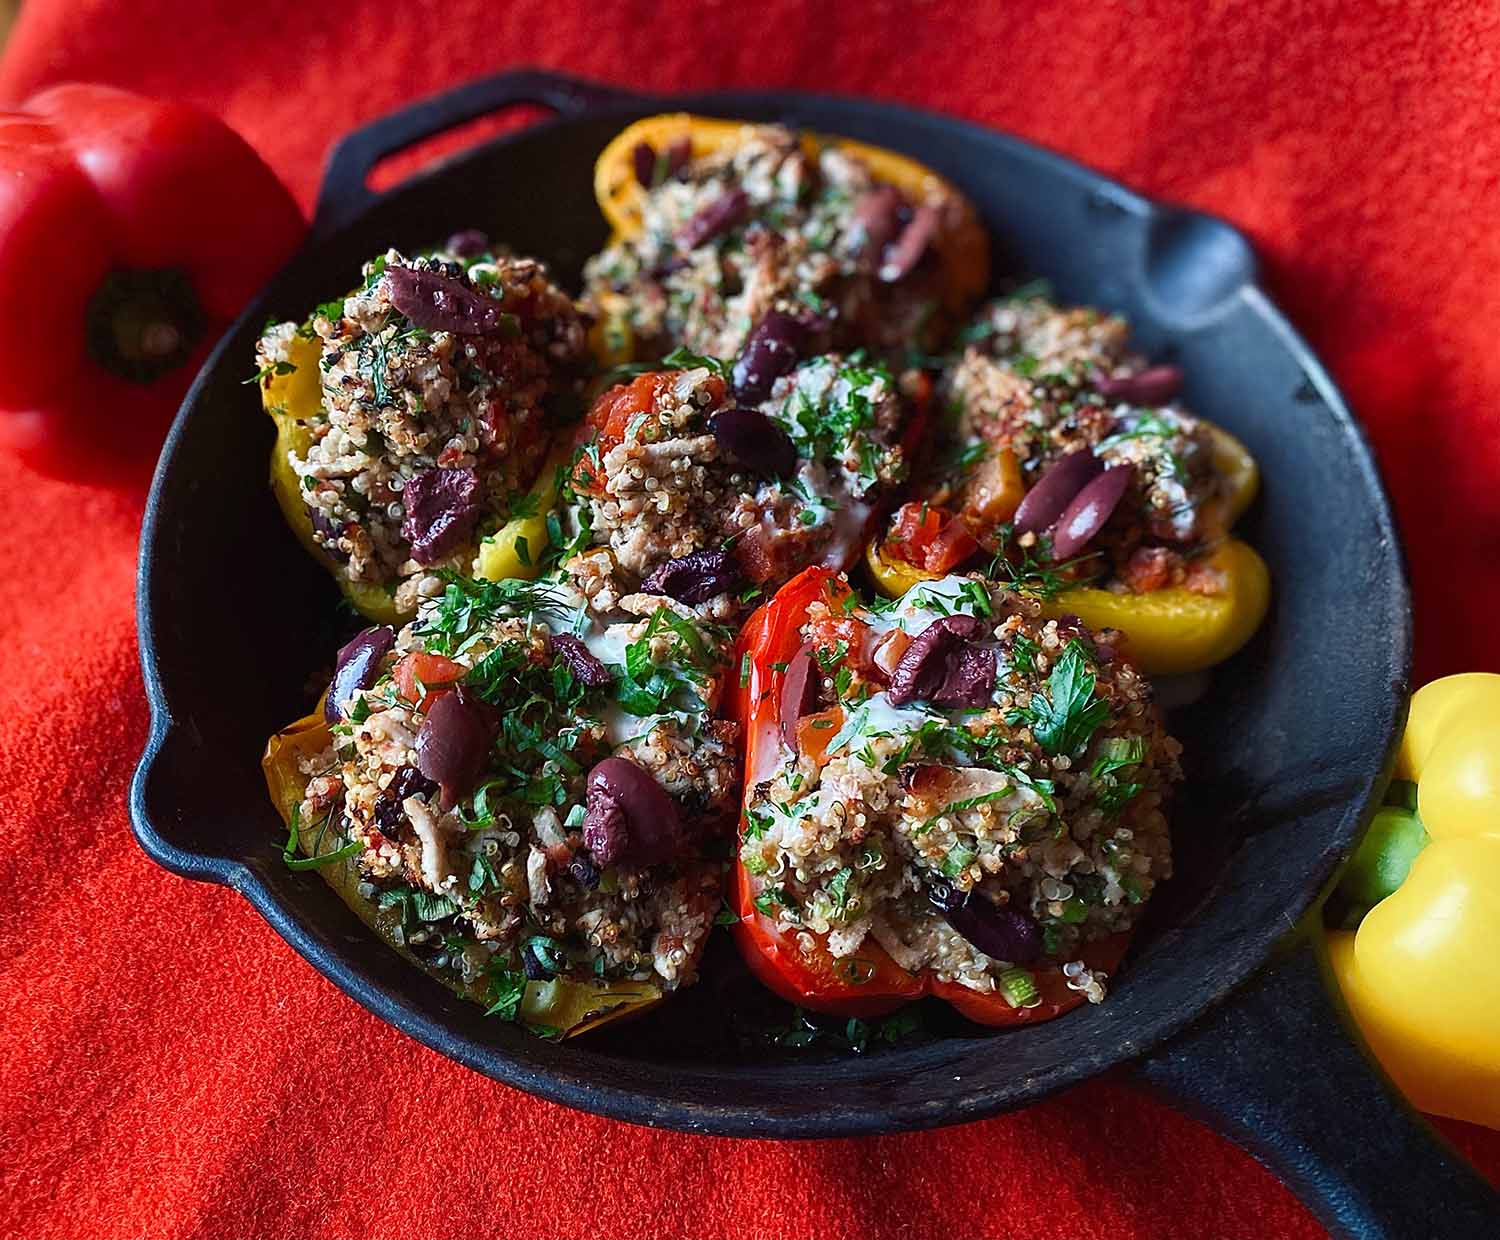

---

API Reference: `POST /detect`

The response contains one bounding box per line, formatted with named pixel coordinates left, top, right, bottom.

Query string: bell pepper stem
left=86, top=268, right=204, bottom=383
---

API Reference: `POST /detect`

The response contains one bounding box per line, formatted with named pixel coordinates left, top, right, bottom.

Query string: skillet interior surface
left=133, top=87, right=1408, bottom=1136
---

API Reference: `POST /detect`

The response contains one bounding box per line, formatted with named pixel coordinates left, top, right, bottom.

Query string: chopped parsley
left=1006, top=640, right=1109, bottom=756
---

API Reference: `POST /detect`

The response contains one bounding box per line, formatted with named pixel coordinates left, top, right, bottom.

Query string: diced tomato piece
left=796, top=707, right=844, bottom=767
left=1123, top=546, right=1175, bottom=593
left=393, top=652, right=466, bottom=712
left=806, top=613, right=874, bottom=671
left=885, top=501, right=979, bottom=574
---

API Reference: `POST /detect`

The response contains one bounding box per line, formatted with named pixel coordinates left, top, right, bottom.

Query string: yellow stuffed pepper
left=262, top=709, right=664, bottom=1038
left=584, top=112, right=990, bottom=362
left=1328, top=673, right=1500, bottom=1130
left=255, top=243, right=591, bottom=623
left=867, top=399, right=1270, bottom=677
left=258, top=566, right=744, bottom=1040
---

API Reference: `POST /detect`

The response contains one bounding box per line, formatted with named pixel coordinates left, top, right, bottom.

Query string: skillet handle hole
left=366, top=104, right=552, bottom=194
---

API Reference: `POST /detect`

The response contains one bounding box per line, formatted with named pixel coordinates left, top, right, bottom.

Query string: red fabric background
left=2, top=3, right=1497, bottom=1237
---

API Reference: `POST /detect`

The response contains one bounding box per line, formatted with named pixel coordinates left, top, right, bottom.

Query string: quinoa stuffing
left=258, top=113, right=1263, bottom=1036
left=740, top=573, right=1180, bottom=1007
left=583, top=122, right=975, bottom=361
left=285, top=572, right=740, bottom=1029
left=256, top=243, right=588, bottom=614
left=559, top=352, right=915, bottom=619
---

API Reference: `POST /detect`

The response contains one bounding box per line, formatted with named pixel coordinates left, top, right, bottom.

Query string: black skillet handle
left=312, top=67, right=645, bottom=238
left=1133, top=929, right=1498, bottom=1239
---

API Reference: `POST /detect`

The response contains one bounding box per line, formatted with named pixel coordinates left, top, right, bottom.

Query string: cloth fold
left=1, top=3, right=1496, bottom=1237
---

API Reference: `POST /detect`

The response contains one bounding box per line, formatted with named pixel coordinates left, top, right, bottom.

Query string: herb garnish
left=1006, top=640, right=1109, bottom=756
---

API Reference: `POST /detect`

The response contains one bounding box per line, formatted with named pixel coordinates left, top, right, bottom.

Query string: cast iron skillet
left=130, top=69, right=1498, bottom=1237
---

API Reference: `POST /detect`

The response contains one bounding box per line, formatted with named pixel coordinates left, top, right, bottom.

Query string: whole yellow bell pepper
left=865, top=425, right=1270, bottom=676
left=1328, top=672, right=1500, bottom=1130
left=258, top=331, right=559, bottom=622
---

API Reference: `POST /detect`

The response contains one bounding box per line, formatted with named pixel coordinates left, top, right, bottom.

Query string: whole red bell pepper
left=0, top=83, right=305, bottom=482
left=728, top=565, right=1131, bottom=1026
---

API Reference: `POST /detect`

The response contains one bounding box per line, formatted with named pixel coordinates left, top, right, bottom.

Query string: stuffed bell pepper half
left=867, top=291, right=1269, bottom=675
left=254, top=236, right=590, bottom=622
left=729, top=566, right=1181, bottom=1024
left=583, top=113, right=989, bottom=365
left=551, top=347, right=929, bottom=623
left=262, top=571, right=740, bottom=1036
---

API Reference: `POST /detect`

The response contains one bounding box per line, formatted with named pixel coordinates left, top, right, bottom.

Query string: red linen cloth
left=1, top=3, right=1497, bottom=1237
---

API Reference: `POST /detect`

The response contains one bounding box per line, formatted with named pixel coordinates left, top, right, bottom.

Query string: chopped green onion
left=998, top=967, right=1040, bottom=1008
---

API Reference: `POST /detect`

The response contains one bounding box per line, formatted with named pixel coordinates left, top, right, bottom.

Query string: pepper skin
left=0, top=83, right=304, bottom=482
left=728, top=566, right=1132, bottom=1027
left=262, top=710, right=667, bottom=1037
left=866, top=426, right=1269, bottom=676
left=1328, top=673, right=1500, bottom=1130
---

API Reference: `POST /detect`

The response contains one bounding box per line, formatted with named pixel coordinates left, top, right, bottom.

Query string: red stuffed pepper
left=557, top=343, right=928, bottom=621
left=0, top=83, right=304, bottom=481
left=729, top=565, right=1181, bottom=1026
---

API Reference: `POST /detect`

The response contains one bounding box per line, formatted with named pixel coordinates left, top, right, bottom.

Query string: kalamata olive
left=879, top=203, right=939, bottom=282
left=325, top=626, right=396, bottom=723
left=373, top=765, right=438, bottom=834
left=583, top=756, right=683, bottom=867
left=676, top=188, right=749, bottom=250
left=928, top=880, right=1043, bottom=964
left=443, top=229, right=490, bottom=258
left=665, top=137, right=692, bottom=179
left=709, top=407, right=798, bottom=478
left=549, top=633, right=613, bottom=688
left=1050, top=464, right=1135, bottom=561
left=1013, top=449, right=1103, bottom=534
left=632, top=138, right=692, bottom=189
left=887, top=614, right=986, bottom=706
left=632, top=141, right=657, bottom=188
left=308, top=506, right=343, bottom=543
left=1093, top=364, right=1183, bottom=406
left=731, top=310, right=810, bottom=402
left=401, top=466, right=484, bottom=564
left=385, top=264, right=517, bottom=335
left=779, top=642, right=818, bottom=750
left=934, top=641, right=996, bottom=709
left=640, top=547, right=741, bottom=604
left=567, top=851, right=601, bottom=890
left=415, top=689, right=492, bottom=809
left=853, top=184, right=904, bottom=257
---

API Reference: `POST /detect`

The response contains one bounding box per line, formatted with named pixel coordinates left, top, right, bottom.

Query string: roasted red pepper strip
left=0, top=83, right=304, bottom=482
left=729, top=569, right=925, bottom=1016
left=729, top=565, right=1133, bottom=1025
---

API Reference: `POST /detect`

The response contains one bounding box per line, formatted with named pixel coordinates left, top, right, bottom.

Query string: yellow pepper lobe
left=1354, top=838, right=1500, bottom=1068
left=1417, top=718, right=1500, bottom=842
left=1044, top=538, right=1270, bottom=677
left=1329, top=929, right=1500, bottom=1130
left=1397, top=672, right=1500, bottom=782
